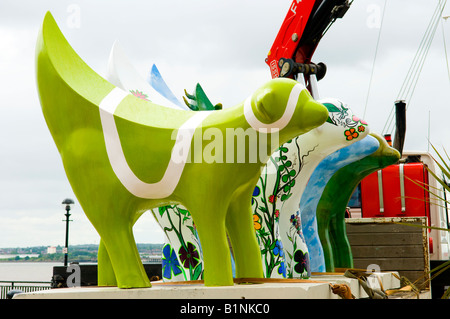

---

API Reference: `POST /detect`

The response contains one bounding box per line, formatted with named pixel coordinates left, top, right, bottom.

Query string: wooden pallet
left=345, top=217, right=430, bottom=287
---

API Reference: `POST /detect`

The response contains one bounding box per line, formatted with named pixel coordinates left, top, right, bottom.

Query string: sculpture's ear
left=252, top=87, right=277, bottom=124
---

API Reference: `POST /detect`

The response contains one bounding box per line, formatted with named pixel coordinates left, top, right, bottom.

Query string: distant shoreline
left=0, top=243, right=162, bottom=257
left=0, top=260, right=68, bottom=263
left=0, top=243, right=163, bottom=264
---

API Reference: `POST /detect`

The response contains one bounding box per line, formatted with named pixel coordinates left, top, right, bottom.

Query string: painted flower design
left=252, top=186, right=260, bottom=205
left=278, top=261, right=287, bottom=278
left=268, top=195, right=276, bottom=204
left=274, top=209, right=280, bottom=220
left=162, top=244, right=182, bottom=279
left=344, top=128, right=359, bottom=141
left=290, top=213, right=302, bottom=234
left=294, top=250, right=310, bottom=275
left=273, top=240, right=284, bottom=257
left=358, top=125, right=366, bottom=132
left=352, top=115, right=368, bottom=125
left=253, top=214, right=262, bottom=230
left=130, top=89, right=150, bottom=101
left=178, top=242, right=200, bottom=269
left=290, top=214, right=296, bottom=227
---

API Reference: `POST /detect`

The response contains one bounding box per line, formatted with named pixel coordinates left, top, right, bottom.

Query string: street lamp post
left=62, top=198, right=74, bottom=267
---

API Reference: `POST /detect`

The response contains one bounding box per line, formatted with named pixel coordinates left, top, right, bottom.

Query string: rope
left=363, top=0, right=387, bottom=119
left=441, top=18, right=450, bottom=84
left=382, top=0, right=447, bottom=135
left=344, top=269, right=387, bottom=299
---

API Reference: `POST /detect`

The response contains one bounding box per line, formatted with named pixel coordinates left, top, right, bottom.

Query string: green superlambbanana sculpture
left=35, top=12, right=329, bottom=288
left=316, top=133, right=400, bottom=271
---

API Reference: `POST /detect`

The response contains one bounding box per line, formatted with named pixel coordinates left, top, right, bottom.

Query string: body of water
left=0, top=262, right=61, bottom=282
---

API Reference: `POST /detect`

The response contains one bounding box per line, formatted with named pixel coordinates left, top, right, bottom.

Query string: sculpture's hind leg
left=97, top=224, right=150, bottom=288
left=226, top=192, right=264, bottom=280
left=97, top=239, right=117, bottom=286
left=317, top=215, right=335, bottom=272
left=96, top=212, right=149, bottom=287
left=78, top=197, right=151, bottom=288
left=329, top=215, right=354, bottom=268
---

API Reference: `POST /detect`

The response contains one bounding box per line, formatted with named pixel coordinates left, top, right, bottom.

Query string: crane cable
left=382, top=0, right=447, bottom=135
left=442, top=16, right=450, bottom=84
left=363, top=0, right=387, bottom=119
left=382, top=0, right=446, bottom=134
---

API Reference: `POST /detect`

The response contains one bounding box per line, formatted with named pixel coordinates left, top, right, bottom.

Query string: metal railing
left=0, top=281, right=51, bottom=299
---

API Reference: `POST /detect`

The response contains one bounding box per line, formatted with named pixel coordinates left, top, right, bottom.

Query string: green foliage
left=427, top=146, right=450, bottom=299
left=401, top=144, right=450, bottom=298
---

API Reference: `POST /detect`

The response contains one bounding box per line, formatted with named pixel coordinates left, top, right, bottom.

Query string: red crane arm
left=266, top=0, right=351, bottom=80
left=266, top=0, right=316, bottom=79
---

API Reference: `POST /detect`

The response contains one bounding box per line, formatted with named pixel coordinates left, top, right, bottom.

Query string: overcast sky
left=1, top=0, right=449, bottom=248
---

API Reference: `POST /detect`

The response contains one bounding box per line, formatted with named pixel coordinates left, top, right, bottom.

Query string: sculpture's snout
left=300, top=98, right=329, bottom=133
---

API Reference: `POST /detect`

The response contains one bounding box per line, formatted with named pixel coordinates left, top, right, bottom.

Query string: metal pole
left=61, top=198, right=74, bottom=267
left=64, top=204, right=71, bottom=267
left=393, top=100, right=406, bottom=157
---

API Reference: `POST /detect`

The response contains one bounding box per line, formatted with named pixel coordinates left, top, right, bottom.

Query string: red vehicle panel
left=361, top=163, right=430, bottom=223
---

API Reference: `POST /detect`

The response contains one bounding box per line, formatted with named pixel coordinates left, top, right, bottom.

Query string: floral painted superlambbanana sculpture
left=254, top=99, right=370, bottom=278
left=35, top=12, right=329, bottom=288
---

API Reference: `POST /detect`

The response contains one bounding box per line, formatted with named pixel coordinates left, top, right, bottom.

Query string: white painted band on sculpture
left=99, top=87, right=211, bottom=199
left=244, top=83, right=305, bottom=132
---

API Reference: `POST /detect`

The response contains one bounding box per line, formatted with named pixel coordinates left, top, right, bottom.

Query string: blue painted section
left=147, top=64, right=185, bottom=108
left=300, top=135, right=380, bottom=272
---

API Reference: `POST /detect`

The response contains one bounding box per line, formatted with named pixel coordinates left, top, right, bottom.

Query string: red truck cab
left=351, top=151, right=450, bottom=261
